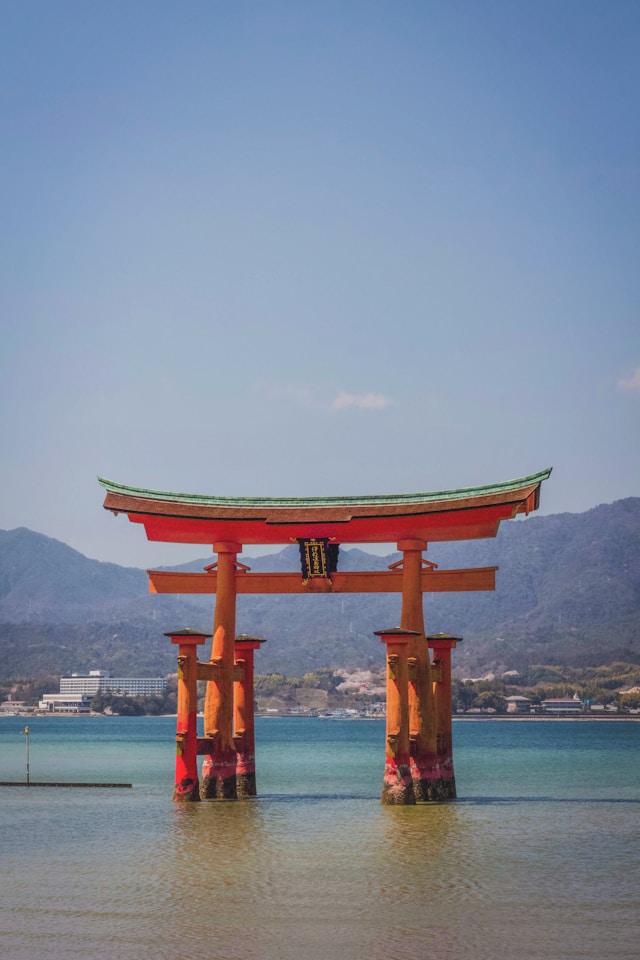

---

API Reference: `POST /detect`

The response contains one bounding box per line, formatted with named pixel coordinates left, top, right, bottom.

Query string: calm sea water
left=1, top=716, right=638, bottom=960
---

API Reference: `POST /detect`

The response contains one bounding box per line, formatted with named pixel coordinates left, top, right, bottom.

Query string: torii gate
left=99, top=468, right=550, bottom=804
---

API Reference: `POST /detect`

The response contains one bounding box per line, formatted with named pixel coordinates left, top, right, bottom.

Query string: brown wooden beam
left=196, top=661, right=244, bottom=681
left=148, top=567, right=497, bottom=595
left=196, top=737, right=216, bottom=756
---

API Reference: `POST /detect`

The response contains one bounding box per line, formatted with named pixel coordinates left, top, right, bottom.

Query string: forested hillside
left=1, top=497, right=638, bottom=679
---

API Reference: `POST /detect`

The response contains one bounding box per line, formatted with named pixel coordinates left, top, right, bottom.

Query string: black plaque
left=298, top=539, right=339, bottom=580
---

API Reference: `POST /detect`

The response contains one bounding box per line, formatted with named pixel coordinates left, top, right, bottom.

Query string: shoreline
left=451, top=714, right=640, bottom=722
left=2, top=711, right=638, bottom=722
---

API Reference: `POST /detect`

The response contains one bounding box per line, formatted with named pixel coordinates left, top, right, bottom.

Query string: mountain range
left=1, top=497, right=639, bottom=680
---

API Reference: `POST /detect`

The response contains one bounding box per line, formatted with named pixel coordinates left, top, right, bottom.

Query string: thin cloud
left=331, top=390, right=392, bottom=411
left=266, top=383, right=393, bottom=411
left=618, top=367, right=640, bottom=393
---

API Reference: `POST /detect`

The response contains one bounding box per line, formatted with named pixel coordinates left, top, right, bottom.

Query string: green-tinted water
left=1, top=717, right=638, bottom=959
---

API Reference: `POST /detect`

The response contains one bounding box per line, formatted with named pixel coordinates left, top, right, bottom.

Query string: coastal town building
left=504, top=695, right=532, bottom=714
left=39, top=693, right=93, bottom=713
left=541, top=696, right=584, bottom=715
left=38, top=671, right=168, bottom=712
left=0, top=698, right=29, bottom=715
left=60, top=671, right=167, bottom=697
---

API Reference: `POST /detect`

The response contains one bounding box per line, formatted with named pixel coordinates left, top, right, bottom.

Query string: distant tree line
left=3, top=663, right=640, bottom=714
left=452, top=662, right=640, bottom=712
left=89, top=678, right=178, bottom=715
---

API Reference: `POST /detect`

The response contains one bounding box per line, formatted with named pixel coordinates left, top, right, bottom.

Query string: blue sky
left=1, top=1, right=638, bottom=567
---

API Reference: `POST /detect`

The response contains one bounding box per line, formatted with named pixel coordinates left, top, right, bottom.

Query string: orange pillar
left=201, top=541, right=241, bottom=799
left=396, top=539, right=440, bottom=801
left=167, top=629, right=209, bottom=802
left=427, top=633, right=461, bottom=799
left=375, top=628, right=419, bottom=805
left=234, top=635, right=266, bottom=797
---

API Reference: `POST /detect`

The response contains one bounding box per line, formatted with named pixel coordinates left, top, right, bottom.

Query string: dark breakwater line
left=0, top=780, right=132, bottom=788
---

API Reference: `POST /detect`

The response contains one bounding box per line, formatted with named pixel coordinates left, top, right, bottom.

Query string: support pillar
left=375, top=628, right=420, bottom=805
left=201, top=541, right=241, bottom=799
left=427, top=633, right=462, bottom=800
left=396, top=539, right=443, bottom=800
left=166, top=629, right=210, bottom=802
left=234, top=635, right=266, bottom=797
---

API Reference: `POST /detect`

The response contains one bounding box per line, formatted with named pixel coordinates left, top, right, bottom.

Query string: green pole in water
left=23, top=726, right=30, bottom=785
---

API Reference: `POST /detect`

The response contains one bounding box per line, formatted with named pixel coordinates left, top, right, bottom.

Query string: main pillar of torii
left=200, top=541, right=240, bottom=799
left=99, top=468, right=550, bottom=804
left=396, top=538, right=447, bottom=800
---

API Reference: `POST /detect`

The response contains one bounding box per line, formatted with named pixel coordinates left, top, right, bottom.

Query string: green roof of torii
left=98, top=468, right=551, bottom=509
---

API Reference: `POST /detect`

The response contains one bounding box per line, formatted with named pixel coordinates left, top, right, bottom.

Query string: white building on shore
left=39, top=671, right=168, bottom=712
left=60, top=671, right=167, bottom=697
left=540, top=695, right=584, bottom=715
left=38, top=693, right=93, bottom=714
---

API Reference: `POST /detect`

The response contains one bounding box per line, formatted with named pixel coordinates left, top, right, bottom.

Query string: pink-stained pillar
left=375, top=628, right=421, bottom=805
left=234, top=635, right=266, bottom=797
left=167, top=629, right=210, bottom=802
left=427, top=633, right=462, bottom=798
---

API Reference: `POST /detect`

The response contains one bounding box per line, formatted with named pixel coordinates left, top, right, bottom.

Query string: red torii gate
left=99, top=468, right=550, bottom=804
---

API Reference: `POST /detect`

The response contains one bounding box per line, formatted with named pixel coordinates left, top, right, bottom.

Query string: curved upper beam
left=99, top=469, right=551, bottom=510
left=98, top=469, right=551, bottom=545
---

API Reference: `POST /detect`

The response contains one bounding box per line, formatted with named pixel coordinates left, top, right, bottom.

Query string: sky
left=1, top=0, right=639, bottom=569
